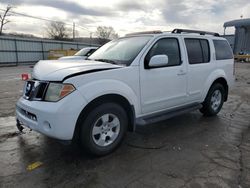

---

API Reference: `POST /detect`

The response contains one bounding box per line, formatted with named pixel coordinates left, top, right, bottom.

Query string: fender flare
left=77, top=79, right=141, bottom=116
left=201, top=69, right=228, bottom=101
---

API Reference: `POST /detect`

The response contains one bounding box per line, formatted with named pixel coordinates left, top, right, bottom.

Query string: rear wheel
left=200, top=83, right=225, bottom=116
left=79, top=103, right=128, bottom=156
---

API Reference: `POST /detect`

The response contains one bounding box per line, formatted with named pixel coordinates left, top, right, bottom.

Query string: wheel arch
left=73, top=94, right=136, bottom=141
left=212, top=77, right=228, bottom=101
left=203, top=77, right=229, bottom=102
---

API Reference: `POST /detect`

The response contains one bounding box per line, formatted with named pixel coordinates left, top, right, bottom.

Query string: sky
left=0, top=0, right=250, bottom=38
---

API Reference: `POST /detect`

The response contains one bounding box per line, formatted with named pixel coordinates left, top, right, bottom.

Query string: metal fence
left=0, top=36, right=100, bottom=66
left=222, top=35, right=235, bottom=51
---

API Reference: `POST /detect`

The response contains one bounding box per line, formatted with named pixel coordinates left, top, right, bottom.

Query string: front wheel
left=200, top=83, right=225, bottom=116
left=79, top=103, right=128, bottom=156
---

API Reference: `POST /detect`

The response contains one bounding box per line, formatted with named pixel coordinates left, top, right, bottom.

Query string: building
left=222, top=34, right=235, bottom=51
left=224, top=18, right=250, bottom=54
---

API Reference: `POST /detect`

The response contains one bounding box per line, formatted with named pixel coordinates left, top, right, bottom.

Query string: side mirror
left=148, top=55, right=169, bottom=68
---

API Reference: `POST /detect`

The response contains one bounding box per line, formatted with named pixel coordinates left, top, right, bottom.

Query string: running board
left=136, top=103, right=202, bottom=126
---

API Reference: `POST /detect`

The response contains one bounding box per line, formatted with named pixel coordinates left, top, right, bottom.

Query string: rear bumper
left=16, top=90, right=87, bottom=140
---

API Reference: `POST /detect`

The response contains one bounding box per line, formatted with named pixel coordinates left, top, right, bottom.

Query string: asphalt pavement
left=0, top=63, right=250, bottom=188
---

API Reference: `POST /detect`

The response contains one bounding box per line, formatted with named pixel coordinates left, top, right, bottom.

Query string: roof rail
left=172, top=29, right=220, bottom=37
left=125, top=30, right=162, bottom=36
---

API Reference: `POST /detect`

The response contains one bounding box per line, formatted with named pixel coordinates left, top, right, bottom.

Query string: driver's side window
left=145, top=38, right=181, bottom=68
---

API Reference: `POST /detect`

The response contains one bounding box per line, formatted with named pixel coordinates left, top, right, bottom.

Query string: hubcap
left=210, top=90, right=222, bottom=111
left=92, top=113, right=120, bottom=147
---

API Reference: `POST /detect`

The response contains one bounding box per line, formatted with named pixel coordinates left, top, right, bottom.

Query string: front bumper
left=16, top=90, right=87, bottom=140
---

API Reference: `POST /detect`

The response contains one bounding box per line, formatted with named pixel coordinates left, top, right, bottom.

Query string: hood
left=32, top=59, right=122, bottom=81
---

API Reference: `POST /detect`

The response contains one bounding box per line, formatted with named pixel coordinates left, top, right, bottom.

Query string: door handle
left=177, top=70, right=186, bottom=76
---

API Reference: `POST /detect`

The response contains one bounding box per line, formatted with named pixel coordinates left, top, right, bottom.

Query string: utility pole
left=73, top=22, right=75, bottom=40
left=90, top=32, right=92, bottom=46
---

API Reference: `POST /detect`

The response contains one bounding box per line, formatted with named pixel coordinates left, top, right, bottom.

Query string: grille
left=23, top=80, right=48, bottom=101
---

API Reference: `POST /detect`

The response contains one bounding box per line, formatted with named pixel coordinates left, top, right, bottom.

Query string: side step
left=136, top=103, right=202, bottom=126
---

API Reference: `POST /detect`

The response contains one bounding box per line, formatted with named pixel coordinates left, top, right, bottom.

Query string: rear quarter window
left=213, top=40, right=233, bottom=60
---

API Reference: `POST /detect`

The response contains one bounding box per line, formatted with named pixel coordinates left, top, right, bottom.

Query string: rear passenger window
left=185, top=39, right=210, bottom=64
left=145, top=38, right=181, bottom=68
left=213, top=40, right=233, bottom=60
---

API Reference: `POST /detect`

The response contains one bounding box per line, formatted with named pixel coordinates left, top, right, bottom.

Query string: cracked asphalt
left=0, top=63, right=250, bottom=188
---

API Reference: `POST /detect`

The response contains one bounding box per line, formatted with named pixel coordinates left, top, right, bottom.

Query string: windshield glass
left=88, top=36, right=152, bottom=66
left=75, top=49, right=92, bottom=56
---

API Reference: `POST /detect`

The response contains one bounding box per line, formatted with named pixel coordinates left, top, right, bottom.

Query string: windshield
left=88, top=36, right=152, bottom=66
left=75, top=48, right=95, bottom=56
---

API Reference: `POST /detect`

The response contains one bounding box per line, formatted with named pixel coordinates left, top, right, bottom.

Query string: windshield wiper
left=93, top=59, right=118, bottom=65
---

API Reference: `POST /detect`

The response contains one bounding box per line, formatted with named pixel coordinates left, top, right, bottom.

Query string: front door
left=140, top=37, right=188, bottom=114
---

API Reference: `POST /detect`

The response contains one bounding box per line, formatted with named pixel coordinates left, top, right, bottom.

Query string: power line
left=0, top=8, right=91, bottom=32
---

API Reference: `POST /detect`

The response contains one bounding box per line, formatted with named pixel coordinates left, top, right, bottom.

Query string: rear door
left=184, top=37, right=215, bottom=102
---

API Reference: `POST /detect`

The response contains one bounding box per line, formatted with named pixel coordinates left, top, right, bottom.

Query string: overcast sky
left=0, top=0, right=250, bottom=37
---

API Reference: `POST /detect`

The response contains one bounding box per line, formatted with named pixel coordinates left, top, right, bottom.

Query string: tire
left=200, top=83, right=225, bottom=116
left=79, top=102, right=128, bottom=156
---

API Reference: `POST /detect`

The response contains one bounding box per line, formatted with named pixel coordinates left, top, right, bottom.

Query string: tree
left=46, top=21, right=69, bottom=40
left=0, top=5, right=12, bottom=35
left=96, top=26, right=119, bottom=45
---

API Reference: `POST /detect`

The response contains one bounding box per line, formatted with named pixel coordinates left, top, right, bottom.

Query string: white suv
left=16, top=29, right=234, bottom=156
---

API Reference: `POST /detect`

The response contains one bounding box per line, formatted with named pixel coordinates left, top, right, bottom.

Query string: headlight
left=45, top=83, right=75, bottom=102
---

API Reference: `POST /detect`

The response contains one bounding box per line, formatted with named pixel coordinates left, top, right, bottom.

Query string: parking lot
left=0, top=63, right=250, bottom=187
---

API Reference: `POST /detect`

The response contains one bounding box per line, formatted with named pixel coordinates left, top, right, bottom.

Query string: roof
left=124, top=33, right=223, bottom=39
left=81, top=47, right=98, bottom=49
left=224, top=18, right=250, bottom=27
left=125, top=29, right=221, bottom=38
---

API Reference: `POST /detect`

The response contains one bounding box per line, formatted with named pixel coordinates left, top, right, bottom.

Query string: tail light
left=21, top=74, right=29, bottom=81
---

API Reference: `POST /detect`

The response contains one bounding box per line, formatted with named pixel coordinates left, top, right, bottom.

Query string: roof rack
left=125, top=30, right=162, bottom=36
left=172, top=29, right=220, bottom=37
